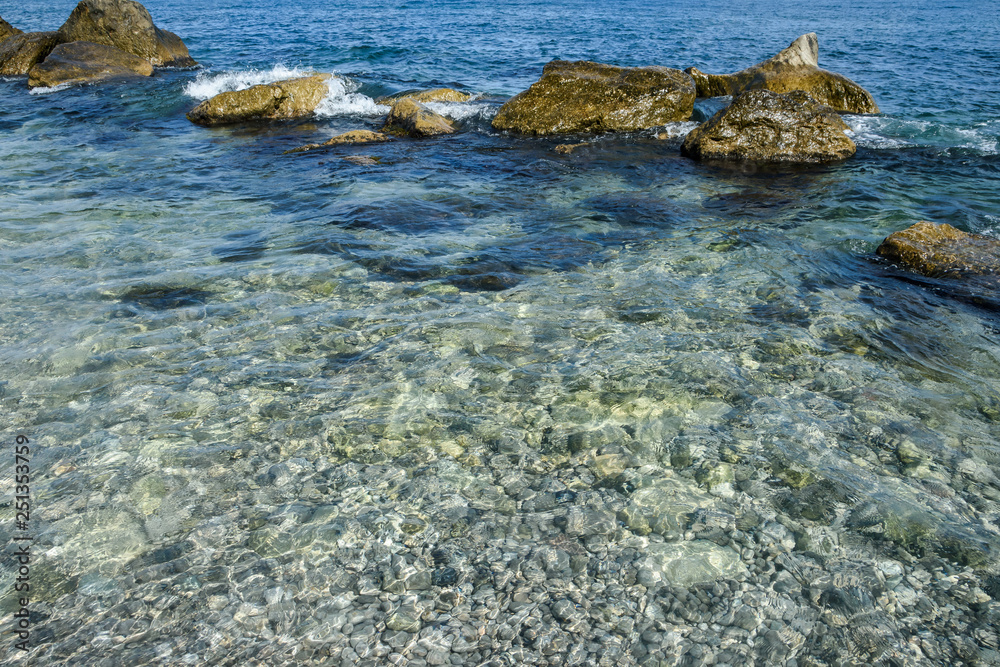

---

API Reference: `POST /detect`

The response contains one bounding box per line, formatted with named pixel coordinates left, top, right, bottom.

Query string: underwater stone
left=285, top=129, right=390, bottom=154
left=877, top=221, right=1000, bottom=278
left=492, top=59, right=695, bottom=135
left=685, top=33, right=879, bottom=114
left=681, top=89, right=856, bottom=163
left=57, top=0, right=196, bottom=67
left=636, top=540, right=747, bottom=586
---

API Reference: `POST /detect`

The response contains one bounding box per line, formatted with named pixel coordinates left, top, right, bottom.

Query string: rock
left=492, top=60, right=695, bottom=135
left=554, top=142, right=588, bottom=154
left=876, top=221, right=1000, bottom=278
left=0, top=32, right=60, bottom=76
left=382, top=98, right=456, bottom=137
left=57, top=0, right=196, bottom=67
left=284, top=129, right=390, bottom=154
left=187, top=74, right=332, bottom=126
left=685, top=33, right=879, bottom=114
left=680, top=89, right=856, bottom=163
left=0, top=16, right=23, bottom=42
left=375, top=87, right=471, bottom=104
left=636, top=540, right=747, bottom=587
left=28, top=41, right=152, bottom=88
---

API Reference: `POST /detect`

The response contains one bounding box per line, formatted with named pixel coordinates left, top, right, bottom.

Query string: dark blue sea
left=2, top=0, right=1000, bottom=664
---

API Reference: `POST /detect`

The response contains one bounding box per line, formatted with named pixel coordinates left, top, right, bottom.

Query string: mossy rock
left=376, top=87, right=471, bottom=104
left=28, top=40, right=153, bottom=88
left=492, top=59, right=695, bottom=135
left=685, top=33, right=878, bottom=114
left=877, top=221, right=1000, bottom=279
left=187, top=74, right=332, bottom=126
left=382, top=97, right=456, bottom=137
left=0, top=16, right=23, bottom=42
left=0, top=31, right=60, bottom=75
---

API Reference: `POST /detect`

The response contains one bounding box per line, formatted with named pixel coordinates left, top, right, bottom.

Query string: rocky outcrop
left=492, top=60, right=695, bottom=135
left=0, top=32, right=60, bottom=76
left=685, top=33, right=879, bottom=114
left=285, top=129, right=390, bottom=154
left=57, top=0, right=196, bottom=67
left=876, top=221, right=1000, bottom=278
left=187, top=74, right=332, bottom=126
left=382, top=98, right=456, bottom=137
left=0, top=16, right=22, bottom=42
left=680, top=89, right=856, bottom=163
left=375, top=88, right=471, bottom=105
left=28, top=41, right=152, bottom=88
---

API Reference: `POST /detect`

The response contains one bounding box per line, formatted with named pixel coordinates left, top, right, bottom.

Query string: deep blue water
left=2, top=0, right=1000, bottom=664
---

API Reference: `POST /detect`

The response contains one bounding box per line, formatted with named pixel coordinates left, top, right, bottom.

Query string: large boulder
left=187, top=74, right=332, bottom=126
left=491, top=60, right=695, bottom=135
left=0, top=32, right=60, bottom=76
left=685, top=33, right=879, bottom=114
left=382, top=98, right=456, bottom=137
left=680, top=89, right=856, bottom=163
left=0, top=16, right=22, bottom=42
left=57, top=0, right=196, bottom=67
left=28, top=41, right=152, bottom=88
left=285, top=129, right=390, bottom=154
left=375, top=88, right=472, bottom=105
left=876, top=222, right=1000, bottom=278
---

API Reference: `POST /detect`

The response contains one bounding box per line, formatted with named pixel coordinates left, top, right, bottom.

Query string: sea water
left=2, top=0, right=1000, bottom=664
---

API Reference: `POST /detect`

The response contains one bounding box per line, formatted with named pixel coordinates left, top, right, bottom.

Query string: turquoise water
left=2, top=0, right=1000, bottom=664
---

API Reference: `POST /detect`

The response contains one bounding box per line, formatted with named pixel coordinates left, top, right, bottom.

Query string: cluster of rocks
left=0, top=0, right=194, bottom=89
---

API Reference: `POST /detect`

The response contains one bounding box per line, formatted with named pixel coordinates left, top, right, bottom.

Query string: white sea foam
left=425, top=97, right=496, bottom=122
left=28, top=83, right=74, bottom=95
left=845, top=115, right=999, bottom=154
left=658, top=121, right=701, bottom=139
left=183, top=65, right=388, bottom=117
left=843, top=116, right=915, bottom=149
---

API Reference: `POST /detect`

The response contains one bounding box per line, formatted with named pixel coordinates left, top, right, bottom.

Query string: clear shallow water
left=2, top=0, right=1000, bottom=664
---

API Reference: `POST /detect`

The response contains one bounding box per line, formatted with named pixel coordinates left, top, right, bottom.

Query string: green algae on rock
left=285, top=129, right=390, bottom=154
left=492, top=59, right=695, bottom=135
left=28, top=40, right=152, bottom=88
left=187, top=74, right=333, bottom=126
left=0, top=15, right=22, bottom=42
left=0, top=31, right=60, bottom=76
left=57, top=0, right=196, bottom=67
left=876, top=221, right=1000, bottom=278
left=681, top=89, right=856, bottom=163
left=375, top=87, right=472, bottom=105
left=382, top=97, right=457, bottom=137
left=685, top=33, right=879, bottom=114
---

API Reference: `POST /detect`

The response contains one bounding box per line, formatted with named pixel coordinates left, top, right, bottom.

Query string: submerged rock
left=375, top=87, right=472, bottom=104
left=187, top=74, right=332, bottom=126
left=685, top=33, right=879, bottom=114
left=681, top=89, right=856, bottom=163
left=284, top=129, right=390, bottom=154
left=492, top=59, right=695, bottom=135
left=0, top=16, right=22, bottom=42
left=57, top=0, right=196, bottom=67
left=0, top=32, right=60, bottom=76
left=876, top=221, right=1000, bottom=278
left=28, top=41, right=152, bottom=88
left=382, top=98, right=456, bottom=137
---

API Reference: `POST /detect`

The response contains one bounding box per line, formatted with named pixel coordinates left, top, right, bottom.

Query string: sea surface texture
left=2, top=0, right=1000, bottom=664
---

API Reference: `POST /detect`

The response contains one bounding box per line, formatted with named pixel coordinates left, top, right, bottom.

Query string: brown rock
left=685, top=33, right=879, bottom=114
left=57, top=0, right=196, bottom=67
left=0, top=32, right=60, bottom=76
left=876, top=222, right=1000, bottom=278
left=375, top=88, right=472, bottom=104
left=680, top=89, right=856, bottom=163
left=187, top=74, right=332, bottom=126
left=284, top=129, right=390, bottom=154
left=554, top=142, right=588, bottom=154
left=28, top=41, right=152, bottom=88
left=0, top=16, right=23, bottom=42
left=492, top=60, right=695, bottom=135
left=382, top=98, right=456, bottom=137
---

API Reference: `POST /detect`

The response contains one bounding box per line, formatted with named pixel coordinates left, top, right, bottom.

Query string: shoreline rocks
left=681, top=89, right=857, bottom=163
left=0, top=32, right=60, bottom=76
left=375, top=88, right=471, bottom=105
left=0, top=16, right=22, bottom=42
left=685, top=33, right=879, bottom=114
left=28, top=41, right=152, bottom=88
left=382, top=98, right=456, bottom=137
left=57, top=0, right=196, bottom=67
left=285, top=129, right=390, bottom=154
left=876, top=221, right=1000, bottom=278
left=187, top=74, right=332, bottom=126
left=492, top=60, right=695, bottom=135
